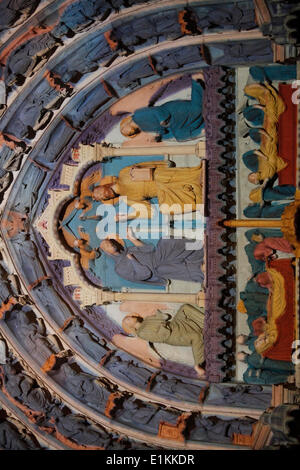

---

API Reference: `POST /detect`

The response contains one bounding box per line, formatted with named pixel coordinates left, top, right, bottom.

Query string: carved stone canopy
left=34, top=142, right=206, bottom=308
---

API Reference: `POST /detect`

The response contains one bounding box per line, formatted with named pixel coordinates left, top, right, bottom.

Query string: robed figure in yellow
left=79, top=160, right=204, bottom=220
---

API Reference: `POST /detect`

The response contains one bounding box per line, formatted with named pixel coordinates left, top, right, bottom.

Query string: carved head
left=248, top=172, right=260, bottom=185
left=73, top=239, right=85, bottom=248
left=99, top=238, right=124, bottom=255
left=254, top=332, right=269, bottom=353
left=122, top=314, right=144, bottom=335
left=251, top=233, right=264, bottom=243
left=92, top=184, right=116, bottom=202
left=74, top=199, right=88, bottom=210
left=120, top=116, right=141, bottom=138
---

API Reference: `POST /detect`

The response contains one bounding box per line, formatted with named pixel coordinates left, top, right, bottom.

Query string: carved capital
left=98, top=289, right=117, bottom=304
left=95, top=143, right=117, bottom=160
left=195, top=141, right=206, bottom=158
left=196, top=290, right=206, bottom=307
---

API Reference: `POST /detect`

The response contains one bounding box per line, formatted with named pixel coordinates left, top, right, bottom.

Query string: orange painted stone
left=105, top=392, right=123, bottom=418
left=41, top=354, right=58, bottom=373
left=232, top=433, right=253, bottom=446
left=158, top=413, right=190, bottom=443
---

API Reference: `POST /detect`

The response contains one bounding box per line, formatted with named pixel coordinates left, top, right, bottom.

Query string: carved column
left=98, top=290, right=205, bottom=306
left=224, top=219, right=282, bottom=228
left=224, top=202, right=300, bottom=255
left=89, top=142, right=206, bottom=159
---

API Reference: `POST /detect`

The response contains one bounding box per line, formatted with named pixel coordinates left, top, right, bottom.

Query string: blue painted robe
left=242, top=150, right=259, bottom=172
left=243, top=202, right=291, bottom=219
left=249, top=65, right=297, bottom=82
left=132, top=79, right=204, bottom=141
left=112, top=238, right=204, bottom=286
left=243, top=106, right=264, bottom=126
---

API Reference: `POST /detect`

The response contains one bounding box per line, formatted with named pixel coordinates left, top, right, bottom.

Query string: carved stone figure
left=63, top=83, right=112, bottom=129
left=33, top=120, right=75, bottom=164
left=0, top=146, right=24, bottom=172
left=109, top=10, right=182, bottom=54
left=31, top=279, right=74, bottom=325
left=205, top=383, right=272, bottom=409
left=4, top=81, right=67, bottom=140
left=114, top=397, right=180, bottom=434
left=209, top=40, right=273, bottom=66
left=10, top=166, right=46, bottom=214
left=53, top=33, right=113, bottom=83
left=0, top=0, right=40, bottom=31
left=5, top=34, right=61, bottom=88
left=52, top=411, right=111, bottom=448
left=189, top=414, right=256, bottom=443
left=5, top=307, right=63, bottom=366
left=150, top=373, right=206, bottom=403
left=116, top=59, right=158, bottom=90
left=9, top=233, right=45, bottom=285
left=0, top=170, right=13, bottom=202
left=2, top=364, right=52, bottom=414
left=0, top=415, right=40, bottom=450
left=0, top=355, right=154, bottom=449
left=104, top=353, right=152, bottom=388
left=49, top=362, right=112, bottom=412
left=63, top=317, right=109, bottom=361
left=151, top=46, right=205, bottom=74
left=193, top=3, right=256, bottom=32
